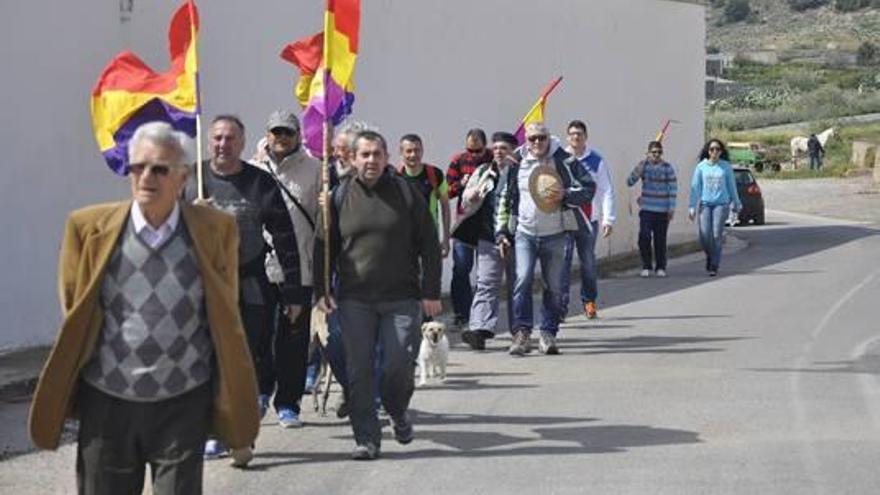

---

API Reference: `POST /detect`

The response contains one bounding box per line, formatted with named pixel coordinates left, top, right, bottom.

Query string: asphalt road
left=1, top=210, right=879, bottom=494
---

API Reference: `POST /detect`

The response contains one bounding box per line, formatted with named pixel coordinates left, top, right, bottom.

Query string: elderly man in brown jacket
left=28, top=121, right=260, bottom=495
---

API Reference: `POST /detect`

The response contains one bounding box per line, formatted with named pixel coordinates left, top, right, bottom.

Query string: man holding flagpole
left=185, top=115, right=308, bottom=460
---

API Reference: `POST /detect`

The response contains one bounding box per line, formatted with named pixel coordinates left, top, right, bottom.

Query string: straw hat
left=528, top=164, right=563, bottom=213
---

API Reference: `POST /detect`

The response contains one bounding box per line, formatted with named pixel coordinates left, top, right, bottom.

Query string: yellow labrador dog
left=417, top=321, right=449, bottom=386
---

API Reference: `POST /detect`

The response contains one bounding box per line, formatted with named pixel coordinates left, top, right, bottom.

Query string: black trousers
left=260, top=288, right=312, bottom=412
left=76, top=382, right=212, bottom=495
left=240, top=302, right=275, bottom=400
left=638, top=210, right=670, bottom=270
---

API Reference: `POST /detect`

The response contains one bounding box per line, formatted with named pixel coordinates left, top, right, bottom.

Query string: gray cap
left=266, top=110, right=301, bottom=132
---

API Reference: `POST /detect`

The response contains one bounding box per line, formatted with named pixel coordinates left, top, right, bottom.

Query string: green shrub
left=724, top=0, right=751, bottom=23
left=787, top=0, right=829, bottom=11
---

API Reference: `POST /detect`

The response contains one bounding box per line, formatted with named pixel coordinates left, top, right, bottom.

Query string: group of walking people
left=29, top=108, right=743, bottom=493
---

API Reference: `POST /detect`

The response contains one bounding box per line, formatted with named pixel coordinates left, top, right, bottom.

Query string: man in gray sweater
left=314, top=130, right=442, bottom=460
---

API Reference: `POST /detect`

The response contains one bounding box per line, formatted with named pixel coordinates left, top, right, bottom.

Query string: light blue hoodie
left=688, top=159, right=742, bottom=211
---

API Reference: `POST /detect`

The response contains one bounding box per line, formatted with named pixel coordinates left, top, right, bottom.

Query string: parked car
left=733, top=166, right=765, bottom=225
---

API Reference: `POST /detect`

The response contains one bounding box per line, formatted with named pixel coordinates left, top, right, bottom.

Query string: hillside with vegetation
left=707, top=0, right=880, bottom=54
left=705, top=0, right=880, bottom=177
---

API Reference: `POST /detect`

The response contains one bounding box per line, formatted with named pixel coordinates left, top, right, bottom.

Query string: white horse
left=790, top=127, right=835, bottom=160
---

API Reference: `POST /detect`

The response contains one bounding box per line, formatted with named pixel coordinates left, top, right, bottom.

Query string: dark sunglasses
left=527, top=134, right=549, bottom=143
left=649, top=149, right=663, bottom=154
left=129, top=162, right=175, bottom=177
left=270, top=127, right=297, bottom=137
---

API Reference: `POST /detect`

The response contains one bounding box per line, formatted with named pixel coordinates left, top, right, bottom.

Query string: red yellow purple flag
left=293, top=0, right=360, bottom=158
left=91, top=2, right=199, bottom=175
left=514, top=76, right=563, bottom=145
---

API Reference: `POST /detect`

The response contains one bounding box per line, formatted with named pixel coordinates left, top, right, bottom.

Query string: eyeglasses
left=649, top=149, right=663, bottom=155
left=270, top=127, right=297, bottom=137
left=527, top=135, right=549, bottom=143
left=708, top=146, right=722, bottom=152
left=129, top=162, right=176, bottom=177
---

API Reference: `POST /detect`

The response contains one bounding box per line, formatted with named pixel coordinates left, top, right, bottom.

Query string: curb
left=0, top=346, right=49, bottom=403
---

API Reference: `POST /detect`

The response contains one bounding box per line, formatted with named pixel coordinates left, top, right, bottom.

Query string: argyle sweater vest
left=82, top=219, right=213, bottom=402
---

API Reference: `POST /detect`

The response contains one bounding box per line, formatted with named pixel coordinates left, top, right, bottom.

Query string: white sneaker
left=538, top=332, right=559, bottom=355
left=655, top=269, right=667, bottom=278
left=640, top=269, right=651, bottom=278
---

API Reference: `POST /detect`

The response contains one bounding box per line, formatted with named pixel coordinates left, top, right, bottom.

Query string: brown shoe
left=585, top=301, right=598, bottom=319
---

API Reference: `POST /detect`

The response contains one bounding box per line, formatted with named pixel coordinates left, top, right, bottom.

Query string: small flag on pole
left=514, top=76, right=563, bottom=145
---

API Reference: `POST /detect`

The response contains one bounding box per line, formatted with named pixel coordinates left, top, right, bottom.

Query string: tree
left=724, top=0, right=751, bottom=23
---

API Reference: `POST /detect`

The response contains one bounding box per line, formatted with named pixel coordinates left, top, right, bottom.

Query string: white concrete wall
left=0, top=0, right=704, bottom=350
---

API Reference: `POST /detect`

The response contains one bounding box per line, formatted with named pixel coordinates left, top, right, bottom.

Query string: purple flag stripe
left=302, top=75, right=355, bottom=158
left=102, top=98, right=196, bottom=175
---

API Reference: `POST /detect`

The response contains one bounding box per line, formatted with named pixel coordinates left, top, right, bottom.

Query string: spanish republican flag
left=514, top=76, right=563, bottom=145
left=91, top=2, right=199, bottom=175
left=282, top=0, right=360, bottom=158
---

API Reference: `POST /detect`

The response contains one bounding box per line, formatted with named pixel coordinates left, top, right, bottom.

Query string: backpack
left=396, top=164, right=441, bottom=200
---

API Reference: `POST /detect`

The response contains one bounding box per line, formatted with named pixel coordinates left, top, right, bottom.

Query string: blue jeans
left=698, top=203, right=730, bottom=271
left=809, top=154, right=822, bottom=170
left=512, top=232, right=569, bottom=336
left=451, top=240, right=475, bottom=320
left=561, top=221, right=598, bottom=313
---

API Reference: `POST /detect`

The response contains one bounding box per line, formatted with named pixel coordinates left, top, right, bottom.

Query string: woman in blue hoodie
left=688, top=139, right=742, bottom=276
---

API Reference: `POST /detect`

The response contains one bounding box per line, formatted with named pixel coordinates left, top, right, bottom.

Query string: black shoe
left=709, top=269, right=718, bottom=277
left=335, top=397, right=350, bottom=419
left=461, top=330, right=486, bottom=351
left=392, top=413, right=414, bottom=445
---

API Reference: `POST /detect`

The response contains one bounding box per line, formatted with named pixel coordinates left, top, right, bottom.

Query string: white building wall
left=0, top=0, right=704, bottom=350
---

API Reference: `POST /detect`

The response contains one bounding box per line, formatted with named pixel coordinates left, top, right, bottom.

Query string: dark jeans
left=809, top=154, right=822, bottom=170
left=638, top=211, right=670, bottom=270
left=262, top=287, right=313, bottom=412
left=561, top=221, right=598, bottom=313
left=338, top=298, right=421, bottom=447
left=76, top=382, right=212, bottom=495
left=451, top=240, right=475, bottom=320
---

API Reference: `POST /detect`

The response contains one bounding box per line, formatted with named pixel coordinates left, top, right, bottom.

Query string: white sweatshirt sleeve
left=595, top=160, right=616, bottom=226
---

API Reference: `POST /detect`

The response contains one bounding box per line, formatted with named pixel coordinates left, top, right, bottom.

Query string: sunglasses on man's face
left=270, top=127, right=297, bottom=137
left=527, top=134, right=549, bottom=143
left=129, top=163, right=175, bottom=177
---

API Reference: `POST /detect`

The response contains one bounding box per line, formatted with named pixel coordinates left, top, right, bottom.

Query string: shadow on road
left=557, top=334, right=750, bottom=356
left=251, top=408, right=701, bottom=468
left=592, top=223, right=879, bottom=314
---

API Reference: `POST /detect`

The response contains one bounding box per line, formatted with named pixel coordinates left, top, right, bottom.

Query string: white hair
left=525, top=122, right=549, bottom=136
left=337, top=119, right=376, bottom=149
left=128, top=121, right=194, bottom=166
